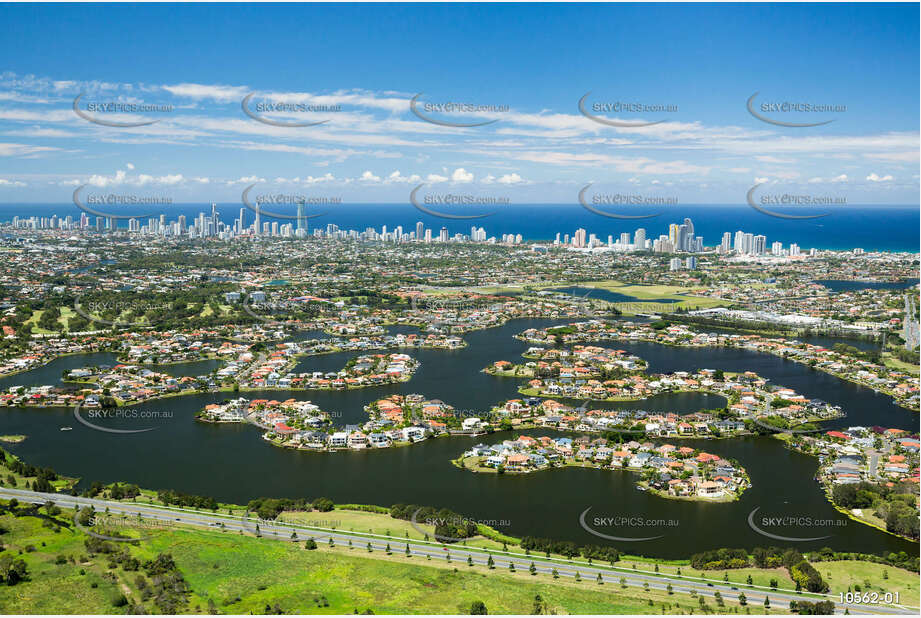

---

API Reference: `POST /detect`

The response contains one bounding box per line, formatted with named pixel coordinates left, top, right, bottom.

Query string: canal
left=1, top=317, right=917, bottom=558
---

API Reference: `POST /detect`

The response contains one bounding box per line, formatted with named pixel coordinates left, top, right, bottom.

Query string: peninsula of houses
left=456, top=435, right=750, bottom=501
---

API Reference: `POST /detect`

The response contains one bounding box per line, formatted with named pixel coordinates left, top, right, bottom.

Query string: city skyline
left=2, top=208, right=820, bottom=260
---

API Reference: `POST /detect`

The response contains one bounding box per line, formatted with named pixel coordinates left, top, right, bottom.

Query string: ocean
left=1, top=203, right=918, bottom=253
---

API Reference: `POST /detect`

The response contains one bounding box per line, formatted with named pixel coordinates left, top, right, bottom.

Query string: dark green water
left=1, top=318, right=917, bottom=558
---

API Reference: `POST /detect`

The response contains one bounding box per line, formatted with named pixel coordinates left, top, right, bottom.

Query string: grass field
left=575, top=280, right=727, bottom=311
left=881, top=352, right=920, bottom=376
left=1, top=508, right=767, bottom=615
left=448, top=279, right=727, bottom=312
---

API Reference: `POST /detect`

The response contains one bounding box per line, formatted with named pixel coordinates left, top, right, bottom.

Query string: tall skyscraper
left=633, top=228, right=646, bottom=251
left=683, top=218, right=695, bottom=242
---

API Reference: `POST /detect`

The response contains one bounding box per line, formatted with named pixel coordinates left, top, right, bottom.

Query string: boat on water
left=60, top=427, right=73, bottom=431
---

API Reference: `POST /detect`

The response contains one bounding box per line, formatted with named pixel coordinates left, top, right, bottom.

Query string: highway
left=1, top=486, right=914, bottom=615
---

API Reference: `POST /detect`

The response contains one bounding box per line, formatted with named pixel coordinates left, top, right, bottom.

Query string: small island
left=455, top=435, right=750, bottom=502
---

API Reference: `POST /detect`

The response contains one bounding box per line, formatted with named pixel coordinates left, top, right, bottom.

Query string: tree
left=738, top=593, right=747, bottom=606
left=469, top=600, right=488, bottom=615
left=487, top=555, right=495, bottom=569
left=0, top=555, right=28, bottom=585
left=531, top=595, right=543, bottom=615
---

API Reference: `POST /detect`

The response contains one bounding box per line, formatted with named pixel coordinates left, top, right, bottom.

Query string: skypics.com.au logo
left=746, top=92, right=845, bottom=128
left=72, top=404, right=174, bottom=435
left=410, top=184, right=509, bottom=220
left=747, top=506, right=845, bottom=542
left=241, top=92, right=343, bottom=127
left=73, top=185, right=171, bottom=221
left=408, top=508, right=511, bottom=543
left=410, top=94, right=509, bottom=127
left=746, top=183, right=844, bottom=220
left=578, top=184, right=675, bottom=220
left=73, top=295, right=174, bottom=328
left=241, top=184, right=338, bottom=222
left=578, top=506, right=678, bottom=542
left=240, top=291, right=329, bottom=327
left=72, top=94, right=174, bottom=128
left=578, top=93, right=677, bottom=127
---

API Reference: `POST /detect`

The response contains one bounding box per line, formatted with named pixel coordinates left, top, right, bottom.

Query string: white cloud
left=161, top=83, right=249, bottom=103
left=86, top=169, right=127, bottom=187
left=360, top=170, right=381, bottom=182
left=227, top=175, right=266, bottom=186
left=0, top=142, right=61, bottom=157
left=866, top=173, right=894, bottom=182
left=126, top=163, right=135, bottom=170
left=386, top=170, right=421, bottom=184
left=496, top=173, right=524, bottom=184
left=451, top=168, right=474, bottom=183
left=0, top=178, right=26, bottom=187
left=831, top=174, right=848, bottom=183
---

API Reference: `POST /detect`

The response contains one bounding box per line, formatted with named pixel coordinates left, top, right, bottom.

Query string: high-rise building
left=676, top=224, right=689, bottom=252
left=416, top=221, right=424, bottom=241
left=633, top=228, right=646, bottom=251
left=738, top=233, right=751, bottom=253
left=669, top=257, right=682, bottom=271
left=733, top=230, right=745, bottom=253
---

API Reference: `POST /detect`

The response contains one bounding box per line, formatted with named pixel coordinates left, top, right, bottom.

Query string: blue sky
left=0, top=2, right=917, bottom=205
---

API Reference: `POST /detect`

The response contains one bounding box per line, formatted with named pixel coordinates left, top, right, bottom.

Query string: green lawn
left=818, top=559, right=918, bottom=606
left=0, top=512, right=129, bottom=614
left=0, top=509, right=761, bottom=615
